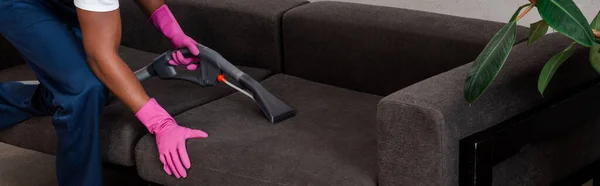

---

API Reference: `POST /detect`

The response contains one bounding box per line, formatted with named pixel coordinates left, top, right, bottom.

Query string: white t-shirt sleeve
left=74, top=0, right=119, bottom=12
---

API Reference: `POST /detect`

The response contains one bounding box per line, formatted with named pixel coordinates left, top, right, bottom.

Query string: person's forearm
left=77, top=8, right=150, bottom=113
left=87, top=54, right=150, bottom=112
left=135, top=0, right=166, bottom=16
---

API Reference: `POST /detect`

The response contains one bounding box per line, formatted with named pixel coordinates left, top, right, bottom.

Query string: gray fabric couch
left=1, top=0, right=600, bottom=185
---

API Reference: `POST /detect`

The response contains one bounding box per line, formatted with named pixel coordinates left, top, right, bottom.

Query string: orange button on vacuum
left=217, top=74, right=226, bottom=82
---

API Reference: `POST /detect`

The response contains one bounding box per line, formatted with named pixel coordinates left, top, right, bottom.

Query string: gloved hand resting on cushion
left=136, top=98, right=208, bottom=179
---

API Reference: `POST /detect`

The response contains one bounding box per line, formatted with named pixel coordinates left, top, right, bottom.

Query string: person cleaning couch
left=0, top=0, right=206, bottom=185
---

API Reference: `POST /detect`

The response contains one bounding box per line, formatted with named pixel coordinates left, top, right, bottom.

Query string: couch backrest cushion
left=119, top=0, right=307, bottom=72
left=282, top=1, right=528, bottom=96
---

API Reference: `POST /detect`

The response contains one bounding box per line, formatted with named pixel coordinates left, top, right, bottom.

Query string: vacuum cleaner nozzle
left=237, top=74, right=296, bottom=123
left=134, top=43, right=296, bottom=124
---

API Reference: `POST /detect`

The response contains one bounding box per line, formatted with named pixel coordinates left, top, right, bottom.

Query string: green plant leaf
left=591, top=11, right=600, bottom=30
left=591, top=43, right=600, bottom=73
left=537, top=0, right=595, bottom=47
left=464, top=6, right=527, bottom=103
left=529, top=20, right=549, bottom=45
left=538, top=42, right=577, bottom=95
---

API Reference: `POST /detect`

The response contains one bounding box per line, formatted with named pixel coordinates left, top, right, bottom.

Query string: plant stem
left=594, top=29, right=600, bottom=39
left=529, top=0, right=537, bottom=6
left=517, top=4, right=534, bottom=21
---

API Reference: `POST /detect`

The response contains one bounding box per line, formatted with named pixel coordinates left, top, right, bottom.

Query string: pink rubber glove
left=136, top=98, right=208, bottom=178
left=150, top=4, right=200, bottom=71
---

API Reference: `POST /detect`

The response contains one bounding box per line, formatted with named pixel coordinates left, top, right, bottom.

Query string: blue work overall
left=0, top=0, right=107, bottom=185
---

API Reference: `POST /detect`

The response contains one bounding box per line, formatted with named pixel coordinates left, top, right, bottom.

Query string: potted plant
left=463, top=0, right=600, bottom=103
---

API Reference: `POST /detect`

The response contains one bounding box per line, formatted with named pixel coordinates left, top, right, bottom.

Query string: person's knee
left=59, top=73, right=108, bottom=108
left=52, top=74, right=107, bottom=128
left=81, top=76, right=108, bottom=102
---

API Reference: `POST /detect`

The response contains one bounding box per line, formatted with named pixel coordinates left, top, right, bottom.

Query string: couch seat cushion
left=0, top=142, right=57, bottom=186
left=135, top=74, right=381, bottom=185
left=0, top=46, right=271, bottom=166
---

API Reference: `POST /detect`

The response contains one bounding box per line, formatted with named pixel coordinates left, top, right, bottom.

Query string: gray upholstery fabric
left=0, top=63, right=37, bottom=82
left=376, top=33, right=599, bottom=185
left=0, top=46, right=272, bottom=166
left=0, top=117, right=56, bottom=155
left=119, top=0, right=308, bottom=73
left=0, top=35, right=25, bottom=71
left=282, top=1, right=529, bottom=96
left=0, top=142, right=57, bottom=186
left=135, top=74, right=382, bottom=186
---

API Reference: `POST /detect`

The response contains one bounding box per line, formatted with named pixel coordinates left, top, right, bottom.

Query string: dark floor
left=0, top=142, right=158, bottom=186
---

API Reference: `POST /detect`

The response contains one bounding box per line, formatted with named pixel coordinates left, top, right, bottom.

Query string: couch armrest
left=282, top=1, right=529, bottom=96
left=376, top=33, right=599, bottom=185
left=0, top=35, right=25, bottom=71
left=119, top=0, right=307, bottom=72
